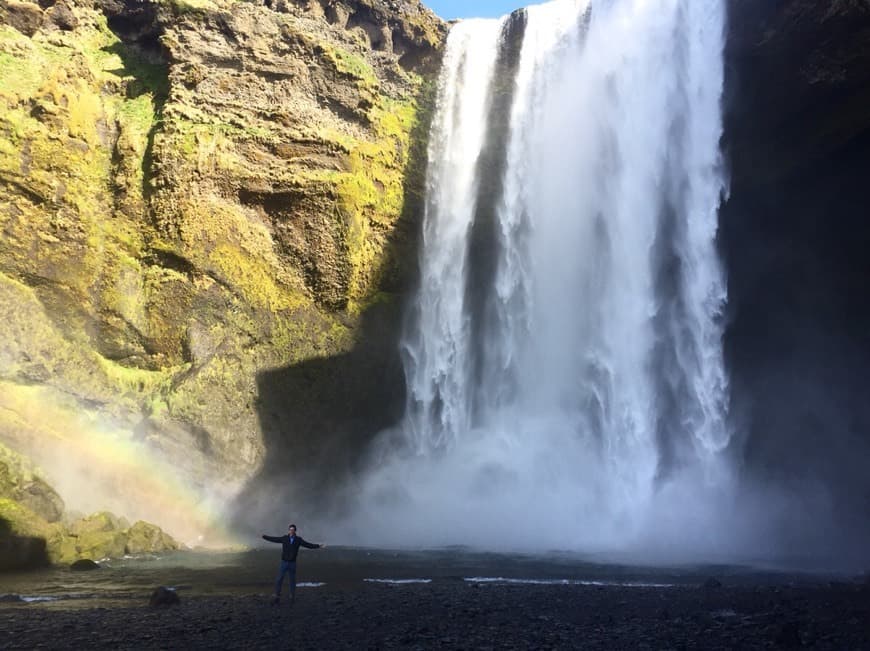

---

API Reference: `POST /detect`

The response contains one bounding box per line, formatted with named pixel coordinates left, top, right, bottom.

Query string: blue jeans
left=274, top=560, right=297, bottom=598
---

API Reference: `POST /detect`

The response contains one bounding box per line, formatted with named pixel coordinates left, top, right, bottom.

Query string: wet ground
left=1, top=549, right=868, bottom=648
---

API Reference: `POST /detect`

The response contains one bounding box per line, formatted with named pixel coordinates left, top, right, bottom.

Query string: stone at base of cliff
left=70, top=558, right=100, bottom=571
left=149, top=586, right=180, bottom=607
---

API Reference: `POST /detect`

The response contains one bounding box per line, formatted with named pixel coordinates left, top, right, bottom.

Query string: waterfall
left=357, top=0, right=731, bottom=553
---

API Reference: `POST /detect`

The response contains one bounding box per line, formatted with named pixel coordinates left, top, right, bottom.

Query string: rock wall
left=721, top=0, right=870, bottom=555
left=0, top=0, right=445, bottom=543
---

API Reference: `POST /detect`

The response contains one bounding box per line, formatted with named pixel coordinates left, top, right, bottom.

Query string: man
left=262, top=523, right=325, bottom=604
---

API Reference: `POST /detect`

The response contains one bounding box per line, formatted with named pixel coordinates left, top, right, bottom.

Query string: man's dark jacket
left=262, top=534, right=320, bottom=561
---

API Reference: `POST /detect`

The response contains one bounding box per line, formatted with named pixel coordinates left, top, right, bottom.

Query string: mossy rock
left=70, top=558, right=100, bottom=571
left=53, top=529, right=128, bottom=564
left=52, top=512, right=128, bottom=563
left=0, top=497, right=52, bottom=540
left=0, top=443, right=65, bottom=522
left=68, top=511, right=129, bottom=535
left=16, top=477, right=64, bottom=524
left=125, top=520, right=181, bottom=555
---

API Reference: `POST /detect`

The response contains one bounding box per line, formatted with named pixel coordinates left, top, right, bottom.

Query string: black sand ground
left=2, top=580, right=869, bottom=649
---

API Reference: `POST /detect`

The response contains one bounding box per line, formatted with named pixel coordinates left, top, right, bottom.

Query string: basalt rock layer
left=0, top=0, right=445, bottom=545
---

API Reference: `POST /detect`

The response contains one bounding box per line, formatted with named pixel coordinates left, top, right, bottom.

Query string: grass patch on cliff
left=329, top=47, right=378, bottom=87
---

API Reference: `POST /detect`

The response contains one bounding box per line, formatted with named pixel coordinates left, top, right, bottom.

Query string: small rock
left=702, top=577, right=722, bottom=589
left=149, top=586, right=180, bottom=607
left=70, top=559, right=100, bottom=571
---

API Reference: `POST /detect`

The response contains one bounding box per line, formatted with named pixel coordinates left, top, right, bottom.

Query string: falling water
left=355, top=0, right=732, bottom=554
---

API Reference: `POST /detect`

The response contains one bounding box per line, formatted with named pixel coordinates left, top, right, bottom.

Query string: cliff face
left=722, top=0, right=870, bottom=549
left=0, top=0, right=445, bottom=542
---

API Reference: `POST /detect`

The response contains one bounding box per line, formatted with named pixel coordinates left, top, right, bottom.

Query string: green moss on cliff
left=335, top=90, right=423, bottom=311
left=321, top=42, right=379, bottom=90
left=0, top=10, right=167, bottom=320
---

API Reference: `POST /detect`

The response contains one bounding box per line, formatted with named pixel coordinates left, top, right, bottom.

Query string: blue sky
left=426, top=1, right=524, bottom=20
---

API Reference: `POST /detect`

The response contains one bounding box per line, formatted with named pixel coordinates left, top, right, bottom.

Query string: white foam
left=363, top=578, right=433, bottom=585
left=464, top=577, right=676, bottom=588
left=296, top=582, right=326, bottom=588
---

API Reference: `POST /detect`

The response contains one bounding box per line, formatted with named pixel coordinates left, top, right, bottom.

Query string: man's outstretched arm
left=298, top=537, right=323, bottom=549
left=262, top=534, right=284, bottom=543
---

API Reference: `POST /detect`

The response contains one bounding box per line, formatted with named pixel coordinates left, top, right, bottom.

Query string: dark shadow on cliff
left=228, top=80, right=439, bottom=533
left=0, top=517, right=50, bottom=571
left=720, top=0, right=870, bottom=562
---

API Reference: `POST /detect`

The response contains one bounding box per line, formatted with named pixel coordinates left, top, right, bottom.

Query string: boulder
left=149, top=586, right=180, bottom=607
left=0, top=444, right=65, bottom=523
left=18, top=478, right=65, bottom=524
left=125, top=520, right=181, bottom=555
left=65, top=529, right=128, bottom=562
left=69, top=511, right=128, bottom=535
left=69, top=558, right=100, bottom=571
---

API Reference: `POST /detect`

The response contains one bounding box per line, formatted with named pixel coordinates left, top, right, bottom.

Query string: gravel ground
left=2, top=580, right=869, bottom=649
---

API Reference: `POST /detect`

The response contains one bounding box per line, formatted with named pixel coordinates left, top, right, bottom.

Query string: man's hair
left=288, top=523, right=297, bottom=530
